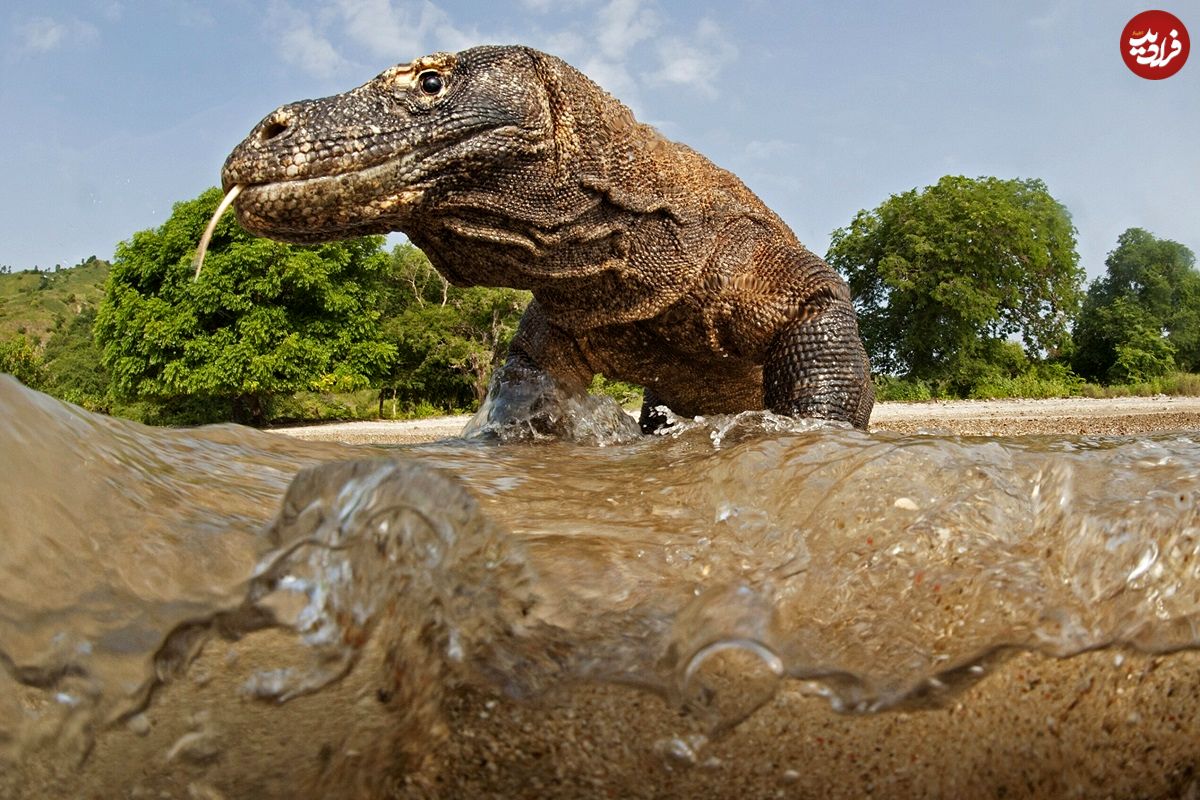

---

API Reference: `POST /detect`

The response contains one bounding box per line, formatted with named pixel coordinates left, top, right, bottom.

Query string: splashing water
left=2, top=375, right=1200, bottom=797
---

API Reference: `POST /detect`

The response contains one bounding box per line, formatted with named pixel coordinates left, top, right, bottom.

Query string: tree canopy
left=95, top=187, right=396, bottom=424
left=826, top=176, right=1083, bottom=393
left=1072, top=228, right=1200, bottom=383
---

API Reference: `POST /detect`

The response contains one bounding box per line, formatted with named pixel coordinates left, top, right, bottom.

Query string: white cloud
left=595, top=0, right=659, bottom=60
left=524, top=0, right=666, bottom=111
left=415, top=3, right=478, bottom=53
left=333, top=0, right=478, bottom=61
left=278, top=17, right=348, bottom=78
left=652, top=18, right=737, bottom=98
left=529, top=5, right=735, bottom=106
left=578, top=56, right=637, bottom=100
left=259, top=0, right=739, bottom=106
left=519, top=0, right=592, bottom=11
left=267, top=0, right=478, bottom=78
left=335, top=0, right=425, bottom=58
left=534, top=29, right=586, bottom=58
left=16, top=16, right=99, bottom=53
left=266, top=1, right=349, bottom=78
left=19, top=18, right=65, bottom=51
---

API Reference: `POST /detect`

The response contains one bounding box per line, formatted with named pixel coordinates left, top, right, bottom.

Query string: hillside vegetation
left=0, top=258, right=109, bottom=343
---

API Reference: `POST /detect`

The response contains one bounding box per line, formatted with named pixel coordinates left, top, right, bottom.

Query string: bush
left=1073, top=372, right=1200, bottom=398
left=96, top=187, right=395, bottom=426
left=1109, top=330, right=1176, bottom=384
left=874, top=376, right=933, bottom=402
left=1072, top=228, right=1198, bottom=381
left=41, top=308, right=110, bottom=412
left=268, top=390, right=384, bottom=423
left=1164, top=373, right=1200, bottom=395
left=401, top=399, right=456, bottom=419
left=589, top=375, right=643, bottom=408
left=0, top=335, right=46, bottom=390
left=828, top=176, right=1082, bottom=382
left=109, top=394, right=234, bottom=426
left=968, top=362, right=1082, bottom=400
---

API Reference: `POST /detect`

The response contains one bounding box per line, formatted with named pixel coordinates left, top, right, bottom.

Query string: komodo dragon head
left=223, top=46, right=565, bottom=242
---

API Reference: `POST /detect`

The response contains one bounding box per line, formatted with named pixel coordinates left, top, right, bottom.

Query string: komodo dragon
left=216, top=45, right=874, bottom=436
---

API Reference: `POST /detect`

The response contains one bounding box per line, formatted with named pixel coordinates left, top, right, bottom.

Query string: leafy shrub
left=1109, top=330, right=1176, bottom=384
left=0, top=335, right=46, bottom=390
left=874, top=375, right=933, bottom=402
left=1073, top=372, right=1200, bottom=398
left=968, top=362, right=1082, bottom=399
left=589, top=375, right=643, bottom=408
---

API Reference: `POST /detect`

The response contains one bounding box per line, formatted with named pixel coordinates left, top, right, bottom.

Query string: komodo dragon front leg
left=630, top=244, right=874, bottom=435
left=636, top=291, right=873, bottom=435
left=762, top=292, right=874, bottom=429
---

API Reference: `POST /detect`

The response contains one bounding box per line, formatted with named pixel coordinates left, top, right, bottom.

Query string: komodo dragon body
left=220, top=45, right=874, bottom=435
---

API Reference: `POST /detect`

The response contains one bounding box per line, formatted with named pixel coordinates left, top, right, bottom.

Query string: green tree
left=827, top=176, right=1083, bottom=393
left=377, top=244, right=527, bottom=414
left=1072, top=228, right=1199, bottom=383
left=0, top=334, right=46, bottom=389
left=95, top=188, right=396, bottom=425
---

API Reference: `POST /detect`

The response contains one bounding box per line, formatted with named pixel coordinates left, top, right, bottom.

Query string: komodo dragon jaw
left=221, top=48, right=553, bottom=243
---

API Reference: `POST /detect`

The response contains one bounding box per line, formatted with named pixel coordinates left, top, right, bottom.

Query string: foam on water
left=2, top=376, right=1199, bottom=794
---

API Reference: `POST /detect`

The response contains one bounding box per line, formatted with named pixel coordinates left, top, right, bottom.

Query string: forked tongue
left=192, top=184, right=243, bottom=280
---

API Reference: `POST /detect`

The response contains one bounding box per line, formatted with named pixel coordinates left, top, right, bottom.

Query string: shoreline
left=270, top=394, right=1200, bottom=445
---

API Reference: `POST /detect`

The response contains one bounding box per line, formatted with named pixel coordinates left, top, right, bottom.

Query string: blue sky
left=1, top=0, right=1196, bottom=282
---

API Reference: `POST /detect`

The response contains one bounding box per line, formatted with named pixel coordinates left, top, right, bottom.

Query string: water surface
left=2, top=375, right=1198, bottom=795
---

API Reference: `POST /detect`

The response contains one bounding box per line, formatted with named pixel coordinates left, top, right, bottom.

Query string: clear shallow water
left=2, top=375, right=1200, bottom=792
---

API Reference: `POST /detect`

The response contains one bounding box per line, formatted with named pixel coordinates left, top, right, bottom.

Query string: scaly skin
left=221, top=45, right=874, bottom=434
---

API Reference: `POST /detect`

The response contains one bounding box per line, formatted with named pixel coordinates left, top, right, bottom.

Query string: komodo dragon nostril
left=260, top=114, right=291, bottom=141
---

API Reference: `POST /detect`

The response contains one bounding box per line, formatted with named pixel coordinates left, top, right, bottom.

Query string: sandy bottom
left=28, top=639, right=1199, bottom=799
left=11, top=397, right=1200, bottom=799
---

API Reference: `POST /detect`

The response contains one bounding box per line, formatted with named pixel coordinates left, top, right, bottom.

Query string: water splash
left=461, top=368, right=642, bottom=445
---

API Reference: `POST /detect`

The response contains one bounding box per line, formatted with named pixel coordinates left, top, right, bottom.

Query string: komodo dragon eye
left=418, top=71, right=444, bottom=95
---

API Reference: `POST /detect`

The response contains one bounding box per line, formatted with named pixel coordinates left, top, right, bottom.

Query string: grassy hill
left=0, top=258, right=110, bottom=345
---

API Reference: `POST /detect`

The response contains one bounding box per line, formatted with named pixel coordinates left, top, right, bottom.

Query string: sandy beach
left=271, top=394, right=1200, bottom=444
left=12, top=396, right=1200, bottom=799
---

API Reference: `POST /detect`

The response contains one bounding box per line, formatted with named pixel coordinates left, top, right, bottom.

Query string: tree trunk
left=232, top=393, right=268, bottom=427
